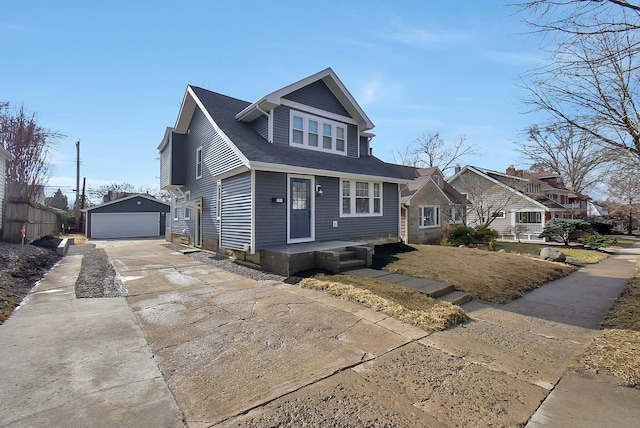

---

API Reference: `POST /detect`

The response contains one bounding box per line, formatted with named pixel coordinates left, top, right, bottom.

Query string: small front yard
left=378, top=244, right=576, bottom=303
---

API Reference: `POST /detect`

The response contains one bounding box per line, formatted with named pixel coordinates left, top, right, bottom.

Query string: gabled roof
left=81, top=193, right=169, bottom=212
left=389, top=164, right=468, bottom=205
left=234, top=68, right=374, bottom=131
left=163, top=83, right=409, bottom=183
left=449, top=165, right=555, bottom=211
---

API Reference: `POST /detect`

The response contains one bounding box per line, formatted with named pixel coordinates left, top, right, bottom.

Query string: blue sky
left=2, top=1, right=546, bottom=201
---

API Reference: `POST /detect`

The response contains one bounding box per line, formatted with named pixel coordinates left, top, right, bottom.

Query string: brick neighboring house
left=449, top=165, right=591, bottom=241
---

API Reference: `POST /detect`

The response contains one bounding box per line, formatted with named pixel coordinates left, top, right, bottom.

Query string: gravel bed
left=69, top=244, right=127, bottom=298
left=163, top=243, right=287, bottom=282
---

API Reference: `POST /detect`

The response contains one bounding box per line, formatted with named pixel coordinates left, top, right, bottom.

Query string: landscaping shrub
left=593, top=222, right=614, bottom=235
left=539, top=218, right=592, bottom=246
left=445, top=226, right=477, bottom=246
left=473, top=225, right=498, bottom=243
left=582, top=234, right=617, bottom=249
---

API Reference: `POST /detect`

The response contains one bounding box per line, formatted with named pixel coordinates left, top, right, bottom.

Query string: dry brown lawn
left=301, top=275, right=468, bottom=332
left=572, top=260, right=640, bottom=389
left=384, top=245, right=576, bottom=303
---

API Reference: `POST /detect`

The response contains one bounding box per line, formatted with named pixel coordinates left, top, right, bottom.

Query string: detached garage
left=82, top=194, right=170, bottom=239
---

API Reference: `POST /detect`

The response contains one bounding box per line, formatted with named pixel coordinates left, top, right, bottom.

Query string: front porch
left=498, top=223, right=547, bottom=242
left=259, top=240, right=374, bottom=277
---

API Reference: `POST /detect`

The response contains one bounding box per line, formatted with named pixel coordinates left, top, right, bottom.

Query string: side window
left=196, top=146, right=203, bottom=179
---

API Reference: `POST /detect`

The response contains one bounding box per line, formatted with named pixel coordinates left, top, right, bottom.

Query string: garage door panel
left=91, top=212, right=160, bottom=239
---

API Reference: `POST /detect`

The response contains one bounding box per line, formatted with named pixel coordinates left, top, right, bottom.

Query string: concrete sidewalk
left=0, top=239, right=638, bottom=427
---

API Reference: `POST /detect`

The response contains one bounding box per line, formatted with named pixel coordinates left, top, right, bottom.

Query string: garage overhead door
left=91, top=212, right=160, bottom=239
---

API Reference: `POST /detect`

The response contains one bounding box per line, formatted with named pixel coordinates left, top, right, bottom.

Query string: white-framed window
left=196, top=146, right=202, bottom=179
left=517, top=211, right=542, bottom=223
left=450, top=206, right=463, bottom=223
left=290, top=111, right=347, bottom=155
left=175, top=196, right=185, bottom=220
left=492, top=210, right=506, bottom=219
left=184, top=191, right=191, bottom=220
left=340, top=180, right=383, bottom=216
left=419, top=206, right=440, bottom=228
left=216, top=181, right=222, bottom=220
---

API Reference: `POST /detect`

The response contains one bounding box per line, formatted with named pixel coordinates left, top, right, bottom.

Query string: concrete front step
left=336, top=250, right=357, bottom=261
left=436, top=290, right=473, bottom=306
left=338, top=258, right=366, bottom=272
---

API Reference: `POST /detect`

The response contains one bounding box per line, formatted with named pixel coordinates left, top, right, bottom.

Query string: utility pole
left=75, top=140, right=80, bottom=228
left=79, top=177, right=86, bottom=233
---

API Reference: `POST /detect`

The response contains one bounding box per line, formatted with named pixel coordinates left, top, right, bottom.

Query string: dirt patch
left=0, top=241, right=61, bottom=324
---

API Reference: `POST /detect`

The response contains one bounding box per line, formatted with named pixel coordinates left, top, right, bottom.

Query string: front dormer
left=236, top=68, right=373, bottom=158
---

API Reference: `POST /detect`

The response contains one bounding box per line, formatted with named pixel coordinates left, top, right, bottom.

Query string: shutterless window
left=341, top=180, right=382, bottom=217
left=216, top=182, right=222, bottom=220
left=196, top=146, right=202, bottom=179
left=290, top=111, right=347, bottom=155
left=419, top=206, right=440, bottom=228
left=450, top=207, right=463, bottom=223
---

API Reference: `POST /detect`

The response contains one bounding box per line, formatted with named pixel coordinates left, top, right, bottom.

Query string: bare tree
left=87, top=182, right=169, bottom=205
left=516, top=123, right=616, bottom=193
left=453, top=169, right=527, bottom=229
left=407, top=131, right=477, bottom=174
left=0, top=102, right=63, bottom=202
left=518, top=1, right=640, bottom=163
left=606, top=162, right=640, bottom=234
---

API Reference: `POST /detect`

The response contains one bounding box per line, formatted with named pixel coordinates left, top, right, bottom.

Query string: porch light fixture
left=315, top=185, right=323, bottom=196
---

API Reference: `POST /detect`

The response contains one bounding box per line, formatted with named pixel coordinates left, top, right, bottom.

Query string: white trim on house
left=339, top=179, right=383, bottom=217
left=289, top=110, right=348, bottom=155
left=195, top=145, right=203, bottom=179
left=286, top=174, right=315, bottom=244
left=249, top=161, right=409, bottom=185
left=281, top=99, right=358, bottom=126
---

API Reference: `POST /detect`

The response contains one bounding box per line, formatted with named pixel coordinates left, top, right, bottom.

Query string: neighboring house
left=587, top=201, right=610, bottom=224
left=82, top=194, right=170, bottom=239
left=449, top=165, right=591, bottom=241
left=0, top=144, right=10, bottom=235
left=390, top=165, right=468, bottom=244
left=158, top=68, right=410, bottom=274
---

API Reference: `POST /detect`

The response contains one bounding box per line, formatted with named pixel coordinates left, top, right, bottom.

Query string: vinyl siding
left=316, top=179, right=399, bottom=241
left=169, top=106, right=245, bottom=241
left=254, top=171, right=287, bottom=249
left=252, top=115, right=269, bottom=141
left=159, top=140, right=171, bottom=189
left=272, top=105, right=359, bottom=157
left=220, top=172, right=252, bottom=250
left=283, top=80, right=350, bottom=116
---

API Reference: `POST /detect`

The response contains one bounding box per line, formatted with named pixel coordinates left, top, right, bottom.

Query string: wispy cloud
left=355, top=74, right=406, bottom=107
left=482, top=49, right=544, bottom=66
left=381, top=20, right=473, bottom=49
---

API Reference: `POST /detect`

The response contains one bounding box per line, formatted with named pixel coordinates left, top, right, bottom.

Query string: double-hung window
left=341, top=180, right=382, bottom=216
left=290, top=111, right=347, bottom=155
left=184, top=191, right=191, bottom=220
left=450, top=207, right=463, bottom=223
left=195, top=146, right=202, bottom=179
left=419, top=206, right=440, bottom=228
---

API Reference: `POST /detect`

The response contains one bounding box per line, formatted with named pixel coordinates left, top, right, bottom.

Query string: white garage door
left=91, top=212, right=160, bottom=239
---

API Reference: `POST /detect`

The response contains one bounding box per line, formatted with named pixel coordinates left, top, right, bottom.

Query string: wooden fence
left=2, top=199, right=62, bottom=243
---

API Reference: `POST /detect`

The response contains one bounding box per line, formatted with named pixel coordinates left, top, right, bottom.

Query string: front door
left=289, top=177, right=312, bottom=241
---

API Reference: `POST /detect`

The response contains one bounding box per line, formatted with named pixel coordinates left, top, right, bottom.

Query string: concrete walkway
left=0, top=239, right=638, bottom=427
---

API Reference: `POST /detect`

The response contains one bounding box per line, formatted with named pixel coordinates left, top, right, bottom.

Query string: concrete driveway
left=2, top=238, right=639, bottom=427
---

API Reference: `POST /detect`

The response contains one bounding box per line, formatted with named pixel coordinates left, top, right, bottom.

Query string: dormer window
left=290, top=111, right=347, bottom=155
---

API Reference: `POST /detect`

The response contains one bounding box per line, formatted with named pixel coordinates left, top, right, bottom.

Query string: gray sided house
left=391, top=165, right=469, bottom=244
left=159, top=68, right=410, bottom=275
left=82, top=194, right=170, bottom=239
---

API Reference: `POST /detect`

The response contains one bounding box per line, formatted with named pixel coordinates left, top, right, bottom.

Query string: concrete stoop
left=346, top=268, right=472, bottom=306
